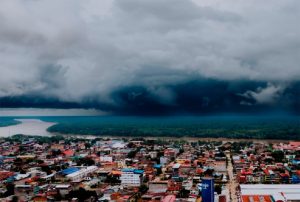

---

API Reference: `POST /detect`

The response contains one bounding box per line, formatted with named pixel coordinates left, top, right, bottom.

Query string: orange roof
left=280, top=173, right=289, bottom=178
left=33, top=196, right=47, bottom=202
left=111, top=170, right=121, bottom=175
left=289, top=142, right=300, bottom=147
left=196, top=168, right=203, bottom=174
left=25, top=178, right=33, bottom=183
left=242, top=195, right=272, bottom=202
left=263, top=169, right=270, bottom=175
left=241, top=169, right=252, bottom=175
left=63, top=149, right=74, bottom=156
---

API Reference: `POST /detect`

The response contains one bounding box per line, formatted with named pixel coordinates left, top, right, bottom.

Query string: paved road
left=227, top=153, right=238, bottom=202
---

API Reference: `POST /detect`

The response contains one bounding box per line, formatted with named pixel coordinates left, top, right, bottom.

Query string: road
left=226, top=153, right=238, bottom=202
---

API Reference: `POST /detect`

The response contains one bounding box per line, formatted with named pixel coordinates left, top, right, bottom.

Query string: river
left=0, top=119, right=56, bottom=137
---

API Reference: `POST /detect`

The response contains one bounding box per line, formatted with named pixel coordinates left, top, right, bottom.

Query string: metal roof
left=61, top=167, right=80, bottom=175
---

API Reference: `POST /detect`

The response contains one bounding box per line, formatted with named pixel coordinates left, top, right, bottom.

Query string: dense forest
left=1, top=116, right=299, bottom=140
left=44, top=116, right=300, bottom=140
left=0, top=118, right=20, bottom=127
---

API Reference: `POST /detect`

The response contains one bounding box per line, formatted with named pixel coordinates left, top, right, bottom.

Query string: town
left=0, top=135, right=299, bottom=202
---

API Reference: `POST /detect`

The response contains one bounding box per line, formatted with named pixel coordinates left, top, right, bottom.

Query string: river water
left=0, top=119, right=56, bottom=137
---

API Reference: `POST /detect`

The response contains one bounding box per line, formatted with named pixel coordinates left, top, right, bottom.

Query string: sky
left=0, top=0, right=299, bottom=115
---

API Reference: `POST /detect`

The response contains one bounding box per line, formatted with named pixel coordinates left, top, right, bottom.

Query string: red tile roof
left=242, top=195, right=272, bottom=202
left=289, top=142, right=300, bottom=147
left=63, top=150, right=74, bottom=156
left=0, top=171, right=14, bottom=181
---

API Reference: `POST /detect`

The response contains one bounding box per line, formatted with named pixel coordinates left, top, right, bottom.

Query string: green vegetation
left=272, top=150, right=285, bottom=162
left=139, top=184, right=149, bottom=194
left=44, top=116, right=300, bottom=140
left=66, top=188, right=97, bottom=201
left=1, top=116, right=299, bottom=140
left=3, top=134, right=66, bottom=144
left=2, top=134, right=95, bottom=148
left=0, top=118, right=20, bottom=127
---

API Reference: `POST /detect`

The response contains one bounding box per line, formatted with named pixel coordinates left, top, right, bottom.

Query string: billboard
left=201, top=177, right=214, bottom=202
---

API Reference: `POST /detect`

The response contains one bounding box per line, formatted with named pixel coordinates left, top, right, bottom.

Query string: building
left=55, top=184, right=72, bottom=197
left=100, top=156, right=113, bottom=162
left=148, top=181, right=169, bottom=193
left=120, top=168, right=144, bottom=187
left=66, top=166, right=98, bottom=181
left=240, top=184, right=300, bottom=202
left=160, top=156, right=169, bottom=165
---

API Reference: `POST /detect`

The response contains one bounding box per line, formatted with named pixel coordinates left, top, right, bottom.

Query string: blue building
left=201, top=177, right=214, bottom=202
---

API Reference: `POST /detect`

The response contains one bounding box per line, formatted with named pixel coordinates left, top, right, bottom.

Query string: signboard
left=201, top=177, right=214, bottom=202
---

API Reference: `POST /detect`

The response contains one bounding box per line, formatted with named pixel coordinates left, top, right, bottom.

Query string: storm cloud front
left=0, top=0, right=300, bottom=115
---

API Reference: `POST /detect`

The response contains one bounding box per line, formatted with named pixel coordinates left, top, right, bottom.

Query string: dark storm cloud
left=0, top=0, right=300, bottom=115
left=106, top=80, right=300, bottom=115
left=1, top=80, right=299, bottom=115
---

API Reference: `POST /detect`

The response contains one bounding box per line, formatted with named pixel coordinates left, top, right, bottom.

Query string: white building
left=149, top=151, right=157, bottom=159
left=100, top=156, right=113, bottom=162
left=160, top=156, right=168, bottom=165
left=148, top=181, right=168, bottom=193
left=55, top=184, right=72, bottom=197
left=66, top=166, right=98, bottom=181
left=240, top=184, right=300, bottom=202
left=14, top=173, right=30, bottom=181
left=120, top=168, right=144, bottom=187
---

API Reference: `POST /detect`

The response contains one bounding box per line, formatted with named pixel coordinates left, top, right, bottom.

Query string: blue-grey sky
left=0, top=0, right=299, bottom=115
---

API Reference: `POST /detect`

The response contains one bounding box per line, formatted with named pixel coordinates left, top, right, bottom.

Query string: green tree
left=272, top=150, right=284, bottom=162
left=4, top=183, right=15, bottom=197
left=139, top=184, right=149, bottom=194
left=215, top=184, right=222, bottom=194
left=178, top=188, right=190, bottom=198
left=76, top=157, right=95, bottom=166
left=66, top=187, right=97, bottom=201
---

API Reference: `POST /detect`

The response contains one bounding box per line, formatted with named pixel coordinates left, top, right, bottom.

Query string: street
left=226, top=153, right=238, bottom=202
